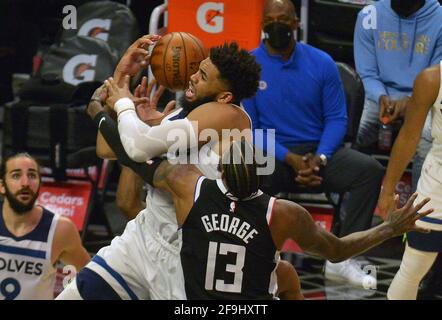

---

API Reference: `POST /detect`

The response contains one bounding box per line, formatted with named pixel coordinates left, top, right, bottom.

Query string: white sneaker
left=324, top=259, right=377, bottom=289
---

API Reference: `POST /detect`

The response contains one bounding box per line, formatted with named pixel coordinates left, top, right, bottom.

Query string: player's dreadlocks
left=220, top=140, right=261, bottom=201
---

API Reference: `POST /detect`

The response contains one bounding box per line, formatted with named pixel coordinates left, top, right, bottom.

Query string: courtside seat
left=279, top=62, right=365, bottom=235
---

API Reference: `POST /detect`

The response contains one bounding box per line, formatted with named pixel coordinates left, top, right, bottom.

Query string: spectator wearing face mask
left=242, top=0, right=385, bottom=288
left=354, top=0, right=442, bottom=192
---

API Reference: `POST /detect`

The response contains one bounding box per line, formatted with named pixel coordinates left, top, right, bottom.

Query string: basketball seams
left=162, top=33, right=174, bottom=89
left=150, top=32, right=206, bottom=91
left=178, top=32, right=188, bottom=90
left=187, top=33, right=207, bottom=62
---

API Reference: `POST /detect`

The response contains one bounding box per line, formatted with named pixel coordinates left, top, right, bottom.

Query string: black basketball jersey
left=181, top=177, right=279, bottom=300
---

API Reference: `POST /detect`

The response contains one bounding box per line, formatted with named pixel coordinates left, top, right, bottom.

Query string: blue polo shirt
left=242, top=41, right=347, bottom=162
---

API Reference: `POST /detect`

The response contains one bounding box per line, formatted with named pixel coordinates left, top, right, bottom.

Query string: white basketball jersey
left=0, top=208, right=59, bottom=300
left=430, top=61, right=442, bottom=162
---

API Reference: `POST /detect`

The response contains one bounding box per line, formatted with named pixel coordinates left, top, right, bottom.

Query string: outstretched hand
left=104, top=75, right=148, bottom=110
left=114, top=34, right=161, bottom=85
left=385, top=193, right=433, bottom=236
left=134, top=76, right=176, bottom=123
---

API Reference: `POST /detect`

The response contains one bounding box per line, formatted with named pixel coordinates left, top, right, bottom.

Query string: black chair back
left=336, top=62, right=365, bottom=144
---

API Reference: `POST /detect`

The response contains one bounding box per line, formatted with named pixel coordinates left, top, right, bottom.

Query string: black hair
left=210, top=42, right=261, bottom=103
left=220, top=140, right=260, bottom=201
left=0, top=152, right=41, bottom=180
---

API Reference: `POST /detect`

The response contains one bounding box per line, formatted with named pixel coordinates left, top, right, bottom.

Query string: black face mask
left=391, top=0, right=425, bottom=18
left=263, top=22, right=293, bottom=50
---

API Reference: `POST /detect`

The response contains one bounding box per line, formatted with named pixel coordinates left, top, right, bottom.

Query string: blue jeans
left=356, top=98, right=433, bottom=191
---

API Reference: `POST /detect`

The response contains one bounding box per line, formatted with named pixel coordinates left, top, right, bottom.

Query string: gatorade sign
left=168, top=0, right=264, bottom=50
left=78, top=19, right=112, bottom=41
left=62, top=54, right=97, bottom=86
left=197, top=2, right=224, bottom=34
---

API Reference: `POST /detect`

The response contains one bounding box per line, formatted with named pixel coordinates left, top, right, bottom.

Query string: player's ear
left=216, top=91, right=233, bottom=103
left=0, top=179, right=5, bottom=195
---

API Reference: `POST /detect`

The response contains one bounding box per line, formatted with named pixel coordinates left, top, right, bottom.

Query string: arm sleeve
left=242, top=97, right=289, bottom=161
left=93, top=111, right=162, bottom=185
left=115, top=98, right=198, bottom=162
left=317, top=60, right=348, bottom=159
left=354, top=9, right=387, bottom=103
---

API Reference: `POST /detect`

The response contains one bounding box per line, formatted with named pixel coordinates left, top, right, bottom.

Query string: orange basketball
left=150, top=32, right=208, bottom=91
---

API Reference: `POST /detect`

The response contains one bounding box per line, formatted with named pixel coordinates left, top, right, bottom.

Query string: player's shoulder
left=192, top=101, right=241, bottom=118
left=273, top=199, right=308, bottom=224
left=54, top=216, right=78, bottom=240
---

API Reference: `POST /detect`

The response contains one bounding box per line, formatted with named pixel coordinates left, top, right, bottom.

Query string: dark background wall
left=1, top=0, right=442, bottom=104
left=0, top=0, right=163, bottom=104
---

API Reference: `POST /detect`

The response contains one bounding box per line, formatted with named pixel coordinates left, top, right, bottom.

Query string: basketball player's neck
left=2, top=202, right=42, bottom=236
left=179, top=94, right=217, bottom=114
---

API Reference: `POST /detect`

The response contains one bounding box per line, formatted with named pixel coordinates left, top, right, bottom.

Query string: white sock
left=387, top=244, right=438, bottom=300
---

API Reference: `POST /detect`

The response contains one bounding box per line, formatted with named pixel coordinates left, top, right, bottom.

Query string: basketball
left=150, top=32, right=208, bottom=91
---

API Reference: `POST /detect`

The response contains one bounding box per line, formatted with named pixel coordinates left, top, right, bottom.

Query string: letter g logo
left=78, top=19, right=112, bottom=41
left=197, top=2, right=224, bottom=34
left=62, top=54, right=97, bottom=85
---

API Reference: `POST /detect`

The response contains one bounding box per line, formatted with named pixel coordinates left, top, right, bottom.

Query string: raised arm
left=95, top=33, right=157, bottom=159
left=113, top=34, right=160, bottom=86
left=271, top=194, right=432, bottom=263
left=105, top=75, right=248, bottom=162
left=378, top=66, right=440, bottom=215
left=92, top=105, right=200, bottom=226
left=104, top=76, right=198, bottom=162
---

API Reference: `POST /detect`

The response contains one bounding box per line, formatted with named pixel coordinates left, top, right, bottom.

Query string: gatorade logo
left=78, top=19, right=111, bottom=41
left=62, top=54, right=97, bottom=85
left=197, top=2, right=224, bottom=34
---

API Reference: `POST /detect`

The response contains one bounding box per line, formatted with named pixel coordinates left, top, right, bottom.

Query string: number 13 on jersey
left=205, top=241, right=246, bottom=293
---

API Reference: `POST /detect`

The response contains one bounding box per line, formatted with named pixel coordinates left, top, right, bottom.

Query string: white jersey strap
left=266, top=197, right=277, bottom=225
left=193, top=176, right=206, bottom=202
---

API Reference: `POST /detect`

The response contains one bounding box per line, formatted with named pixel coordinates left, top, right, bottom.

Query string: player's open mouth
left=17, top=192, right=32, bottom=201
left=185, top=82, right=195, bottom=99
